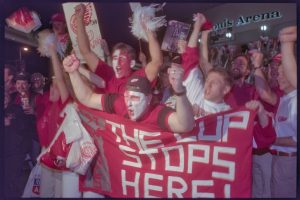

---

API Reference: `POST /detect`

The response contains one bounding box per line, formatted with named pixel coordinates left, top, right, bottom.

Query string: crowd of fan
left=4, top=4, right=297, bottom=198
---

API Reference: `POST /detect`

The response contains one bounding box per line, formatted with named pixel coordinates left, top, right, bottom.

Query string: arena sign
left=77, top=103, right=256, bottom=198
left=213, top=10, right=282, bottom=31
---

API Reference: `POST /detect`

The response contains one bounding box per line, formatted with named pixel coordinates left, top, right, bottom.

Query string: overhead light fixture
left=260, top=25, right=268, bottom=31
left=225, top=32, right=232, bottom=38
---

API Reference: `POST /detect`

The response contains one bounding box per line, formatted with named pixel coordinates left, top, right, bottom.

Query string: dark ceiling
left=3, top=1, right=222, bottom=76
left=4, top=1, right=222, bottom=46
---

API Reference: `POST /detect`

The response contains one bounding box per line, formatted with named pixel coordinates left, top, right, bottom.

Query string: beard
left=230, top=68, right=243, bottom=80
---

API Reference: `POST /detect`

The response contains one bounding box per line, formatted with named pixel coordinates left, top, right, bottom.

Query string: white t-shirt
left=163, top=66, right=231, bottom=117
left=195, top=98, right=231, bottom=118
left=271, top=89, right=297, bottom=153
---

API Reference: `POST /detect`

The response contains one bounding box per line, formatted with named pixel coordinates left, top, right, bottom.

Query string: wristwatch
left=174, top=87, right=186, bottom=96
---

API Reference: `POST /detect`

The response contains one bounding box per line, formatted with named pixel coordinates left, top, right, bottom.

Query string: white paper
left=62, top=2, right=105, bottom=63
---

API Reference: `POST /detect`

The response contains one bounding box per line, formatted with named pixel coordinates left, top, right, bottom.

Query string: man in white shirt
left=269, top=26, right=297, bottom=198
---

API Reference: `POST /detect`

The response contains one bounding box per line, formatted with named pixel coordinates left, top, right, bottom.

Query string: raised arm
left=200, top=29, right=213, bottom=76
left=100, top=38, right=112, bottom=66
left=78, top=65, right=106, bottom=88
left=144, top=24, right=163, bottom=82
left=251, top=50, right=277, bottom=105
left=188, top=13, right=205, bottom=48
left=63, top=54, right=103, bottom=110
left=278, top=26, right=297, bottom=88
left=49, top=44, right=69, bottom=103
left=138, top=51, right=147, bottom=67
left=167, top=64, right=195, bottom=133
left=75, top=3, right=100, bottom=72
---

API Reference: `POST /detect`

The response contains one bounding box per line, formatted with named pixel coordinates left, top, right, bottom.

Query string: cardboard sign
left=62, top=2, right=104, bottom=63
left=161, top=20, right=191, bottom=53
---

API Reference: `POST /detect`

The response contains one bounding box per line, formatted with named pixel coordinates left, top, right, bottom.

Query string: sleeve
left=253, top=116, right=276, bottom=148
left=157, top=106, right=175, bottom=131
left=181, top=47, right=200, bottom=80
left=94, top=59, right=115, bottom=83
left=102, top=94, right=119, bottom=114
left=133, top=68, right=157, bottom=89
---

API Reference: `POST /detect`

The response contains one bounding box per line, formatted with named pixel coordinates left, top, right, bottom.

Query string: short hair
left=232, top=54, right=251, bottom=70
left=112, top=42, right=136, bottom=61
left=208, top=67, right=233, bottom=87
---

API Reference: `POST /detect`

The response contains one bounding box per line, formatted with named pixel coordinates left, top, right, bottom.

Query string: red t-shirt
left=95, top=60, right=150, bottom=94
left=225, top=82, right=258, bottom=109
left=36, top=98, right=71, bottom=147
left=181, top=47, right=200, bottom=80
left=35, top=91, right=50, bottom=120
left=252, top=87, right=284, bottom=150
left=101, top=94, right=175, bottom=131
left=261, top=86, right=284, bottom=115
left=253, top=116, right=276, bottom=149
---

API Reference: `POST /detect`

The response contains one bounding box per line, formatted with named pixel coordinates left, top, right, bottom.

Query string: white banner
left=62, top=2, right=104, bottom=63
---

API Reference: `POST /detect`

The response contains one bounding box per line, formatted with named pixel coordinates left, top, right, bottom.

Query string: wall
left=203, top=3, right=296, bottom=45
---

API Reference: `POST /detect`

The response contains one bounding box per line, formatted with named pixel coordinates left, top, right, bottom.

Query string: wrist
left=173, top=86, right=186, bottom=96
left=254, top=66, right=262, bottom=70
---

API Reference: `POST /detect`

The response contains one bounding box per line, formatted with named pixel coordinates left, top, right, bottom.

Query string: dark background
left=3, top=1, right=221, bottom=77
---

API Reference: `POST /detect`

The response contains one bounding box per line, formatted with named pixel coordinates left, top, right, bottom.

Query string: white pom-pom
left=37, top=29, right=63, bottom=58
left=130, top=3, right=167, bottom=42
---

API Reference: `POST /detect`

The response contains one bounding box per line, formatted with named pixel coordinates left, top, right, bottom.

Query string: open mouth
left=128, top=109, right=134, bottom=116
left=115, top=67, right=121, bottom=73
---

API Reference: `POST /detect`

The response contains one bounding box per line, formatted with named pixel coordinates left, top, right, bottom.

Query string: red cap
left=50, top=13, right=65, bottom=23
left=126, top=75, right=152, bottom=95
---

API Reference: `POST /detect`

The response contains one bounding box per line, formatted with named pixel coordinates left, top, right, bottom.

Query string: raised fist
left=168, top=63, right=185, bottom=94
left=249, top=49, right=263, bottom=68
left=63, top=54, right=80, bottom=73
left=74, top=3, right=86, bottom=20
left=193, top=13, right=206, bottom=31
left=278, top=26, right=297, bottom=43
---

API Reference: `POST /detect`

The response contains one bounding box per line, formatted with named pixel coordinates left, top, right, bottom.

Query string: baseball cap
left=14, top=71, right=30, bottom=82
left=126, top=75, right=152, bottom=95
left=50, top=13, right=65, bottom=23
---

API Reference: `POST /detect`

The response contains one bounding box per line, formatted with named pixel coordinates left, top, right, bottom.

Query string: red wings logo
left=277, top=116, right=287, bottom=122
left=80, top=141, right=97, bottom=159
left=70, top=3, right=93, bottom=34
